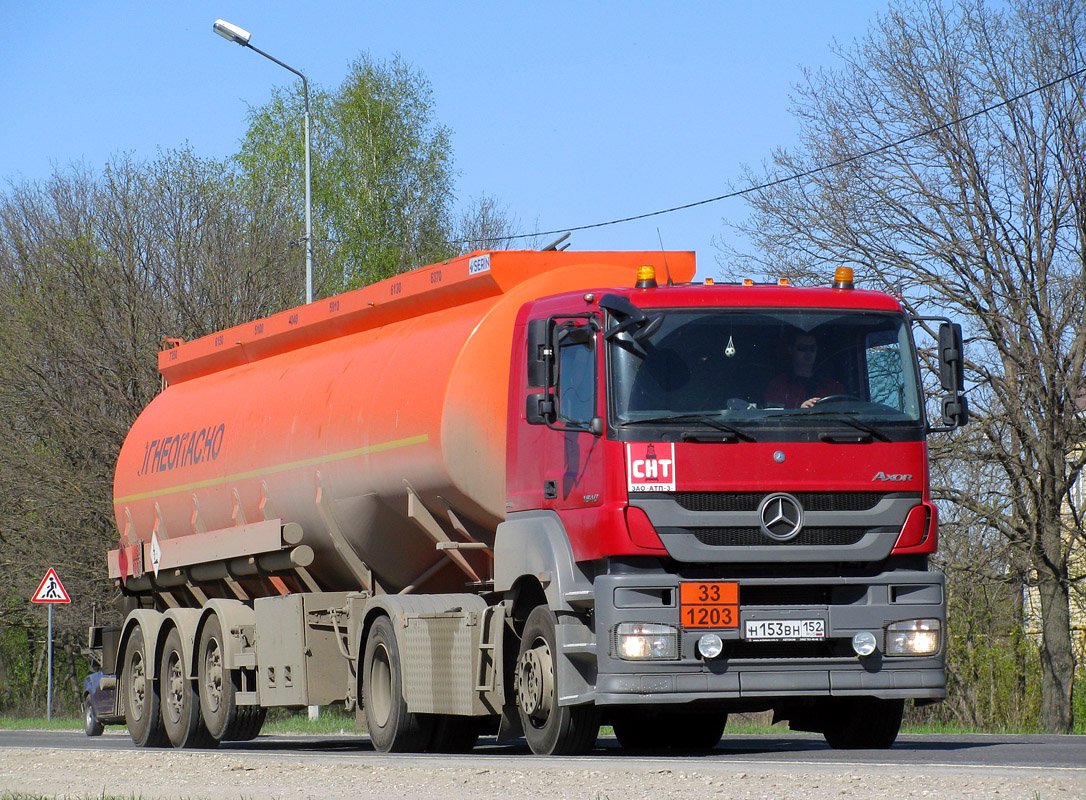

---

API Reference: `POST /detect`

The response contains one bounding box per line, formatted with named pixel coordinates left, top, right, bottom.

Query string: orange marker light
left=833, top=267, right=855, bottom=290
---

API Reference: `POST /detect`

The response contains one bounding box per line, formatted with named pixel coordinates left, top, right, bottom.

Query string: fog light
left=886, top=619, right=941, bottom=656
left=851, top=631, right=878, bottom=657
left=697, top=633, right=724, bottom=660
left=614, top=623, right=679, bottom=660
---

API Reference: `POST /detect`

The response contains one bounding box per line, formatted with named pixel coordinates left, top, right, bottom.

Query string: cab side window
left=557, top=335, right=595, bottom=426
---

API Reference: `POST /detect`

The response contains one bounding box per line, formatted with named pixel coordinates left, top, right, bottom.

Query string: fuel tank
left=112, top=250, right=695, bottom=596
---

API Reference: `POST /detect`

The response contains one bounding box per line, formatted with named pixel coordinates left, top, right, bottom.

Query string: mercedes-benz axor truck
left=85, top=249, right=967, bottom=754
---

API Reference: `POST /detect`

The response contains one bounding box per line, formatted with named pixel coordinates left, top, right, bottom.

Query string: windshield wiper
left=766, top=410, right=892, bottom=443
left=621, top=413, right=755, bottom=442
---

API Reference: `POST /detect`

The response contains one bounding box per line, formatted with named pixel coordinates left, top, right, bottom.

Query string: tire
left=123, top=626, right=168, bottom=747
left=197, top=615, right=266, bottom=742
left=82, top=695, right=104, bottom=737
left=160, top=628, right=216, bottom=748
left=362, top=615, right=434, bottom=753
left=515, top=607, right=600, bottom=755
left=612, top=709, right=726, bottom=753
left=822, top=697, right=904, bottom=750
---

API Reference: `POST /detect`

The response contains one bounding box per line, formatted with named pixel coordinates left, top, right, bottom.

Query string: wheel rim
left=369, top=643, right=393, bottom=728
left=516, top=638, right=554, bottom=727
left=128, top=651, right=146, bottom=721
left=165, top=651, right=184, bottom=725
left=203, top=638, right=223, bottom=714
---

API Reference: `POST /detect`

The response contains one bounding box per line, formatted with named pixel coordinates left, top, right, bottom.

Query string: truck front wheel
left=362, top=615, right=434, bottom=752
left=822, top=697, right=904, bottom=749
left=515, top=606, right=599, bottom=755
left=123, top=626, right=167, bottom=747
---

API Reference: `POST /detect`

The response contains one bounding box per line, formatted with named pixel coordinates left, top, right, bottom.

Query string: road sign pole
left=31, top=567, right=70, bottom=722
left=47, top=603, right=53, bottom=721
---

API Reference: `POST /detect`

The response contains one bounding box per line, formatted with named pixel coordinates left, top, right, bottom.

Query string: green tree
left=236, top=53, right=459, bottom=296
left=723, top=0, right=1086, bottom=731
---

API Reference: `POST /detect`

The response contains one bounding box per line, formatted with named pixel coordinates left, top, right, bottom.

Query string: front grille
left=671, top=491, right=891, bottom=513
left=688, top=527, right=868, bottom=547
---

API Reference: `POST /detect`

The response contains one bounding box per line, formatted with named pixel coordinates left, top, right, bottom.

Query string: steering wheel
left=813, top=394, right=862, bottom=405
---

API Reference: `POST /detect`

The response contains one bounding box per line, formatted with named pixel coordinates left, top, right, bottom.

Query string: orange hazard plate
left=680, top=582, right=739, bottom=629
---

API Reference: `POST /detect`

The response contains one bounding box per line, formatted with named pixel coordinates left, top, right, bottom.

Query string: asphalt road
left=4, top=728, right=1085, bottom=774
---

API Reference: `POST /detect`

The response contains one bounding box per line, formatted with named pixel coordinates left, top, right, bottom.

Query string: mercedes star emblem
left=759, top=493, right=804, bottom=541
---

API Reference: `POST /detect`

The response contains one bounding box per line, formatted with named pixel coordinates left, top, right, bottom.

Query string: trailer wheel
left=82, top=694, right=104, bottom=737
left=123, top=626, right=167, bottom=747
left=197, top=615, right=266, bottom=741
left=515, top=606, right=599, bottom=755
left=160, top=628, right=216, bottom=749
left=611, top=709, right=726, bottom=752
left=362, top=615, right=434, bottom=752
left=822, top=697, right=904, bottom=749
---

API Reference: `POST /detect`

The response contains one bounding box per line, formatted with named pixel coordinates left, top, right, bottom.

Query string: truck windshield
left=610, top=309, right=923, bottom=428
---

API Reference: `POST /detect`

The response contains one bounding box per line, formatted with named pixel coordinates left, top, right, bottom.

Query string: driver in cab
left=765, top=333, right=845, bottom=409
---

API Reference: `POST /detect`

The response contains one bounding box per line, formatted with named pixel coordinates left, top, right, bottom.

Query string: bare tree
left=0, top=150, right=300, bottom=711
left=456, top=194, right=526, bottom=253
left=723, top=0, right=1086, bottom=730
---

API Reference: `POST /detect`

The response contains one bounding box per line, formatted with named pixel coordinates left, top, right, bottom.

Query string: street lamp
left=214, top=19, right=314, bottom=305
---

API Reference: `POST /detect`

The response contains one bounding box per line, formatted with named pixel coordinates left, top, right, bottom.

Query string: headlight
left=613, top=623, right=679, bottom=660
left=885, top=619, right=941, bottom=656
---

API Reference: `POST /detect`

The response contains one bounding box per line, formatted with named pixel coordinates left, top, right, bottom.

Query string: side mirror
left=941, top=394, right=969, bottom=428
left=938, top=323, right=964, bottom=393
left=527, top=318, right=550, bottom=388
left=912, top=316, right=969, bottom=432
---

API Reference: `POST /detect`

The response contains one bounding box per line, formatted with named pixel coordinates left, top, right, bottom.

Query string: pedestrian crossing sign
left=31, top=568, right=71, bottom=604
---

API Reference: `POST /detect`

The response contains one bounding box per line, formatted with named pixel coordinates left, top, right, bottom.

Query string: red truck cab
left=497, top=265, right=963, bottom=752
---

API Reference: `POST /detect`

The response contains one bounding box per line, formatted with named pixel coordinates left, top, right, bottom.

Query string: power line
left=321, top=63, right=1086, bottom=250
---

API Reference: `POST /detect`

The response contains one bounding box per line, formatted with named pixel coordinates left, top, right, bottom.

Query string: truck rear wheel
left=160, top=628, right=216, bottom=748
left=822, top=697, right=904, bottom=749
left=363, top=615, right=434, bottom=752
left=515, top=606, right=599, bottom=755
left=123, top=626, right=167, bottom=747
left=612, top=709, right=727, bottom=752
left=197, top=615, right=266, bottom=742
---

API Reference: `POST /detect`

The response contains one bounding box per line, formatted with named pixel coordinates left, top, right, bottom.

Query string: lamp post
left=214, top=19, right=314, bottom=305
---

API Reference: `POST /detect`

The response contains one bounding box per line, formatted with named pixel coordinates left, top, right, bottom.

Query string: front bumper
left=589, top=565, right=946, bottom=706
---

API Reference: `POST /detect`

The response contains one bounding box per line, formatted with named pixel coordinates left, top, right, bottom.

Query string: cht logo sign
left=626, top=442, right=676, bottom=492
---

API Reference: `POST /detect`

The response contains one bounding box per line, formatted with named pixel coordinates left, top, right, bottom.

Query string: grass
left=0, top=716, right=82, bottom=731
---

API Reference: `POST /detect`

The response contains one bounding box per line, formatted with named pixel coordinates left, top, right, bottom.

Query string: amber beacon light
left=833, top=267, right=855, bottom=289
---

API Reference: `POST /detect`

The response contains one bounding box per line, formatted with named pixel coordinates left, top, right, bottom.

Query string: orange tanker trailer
left=89, top=248, right=966, bottom=756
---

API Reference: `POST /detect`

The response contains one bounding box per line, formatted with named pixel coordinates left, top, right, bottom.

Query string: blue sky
left=1, top=2, right=884, bottom=277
